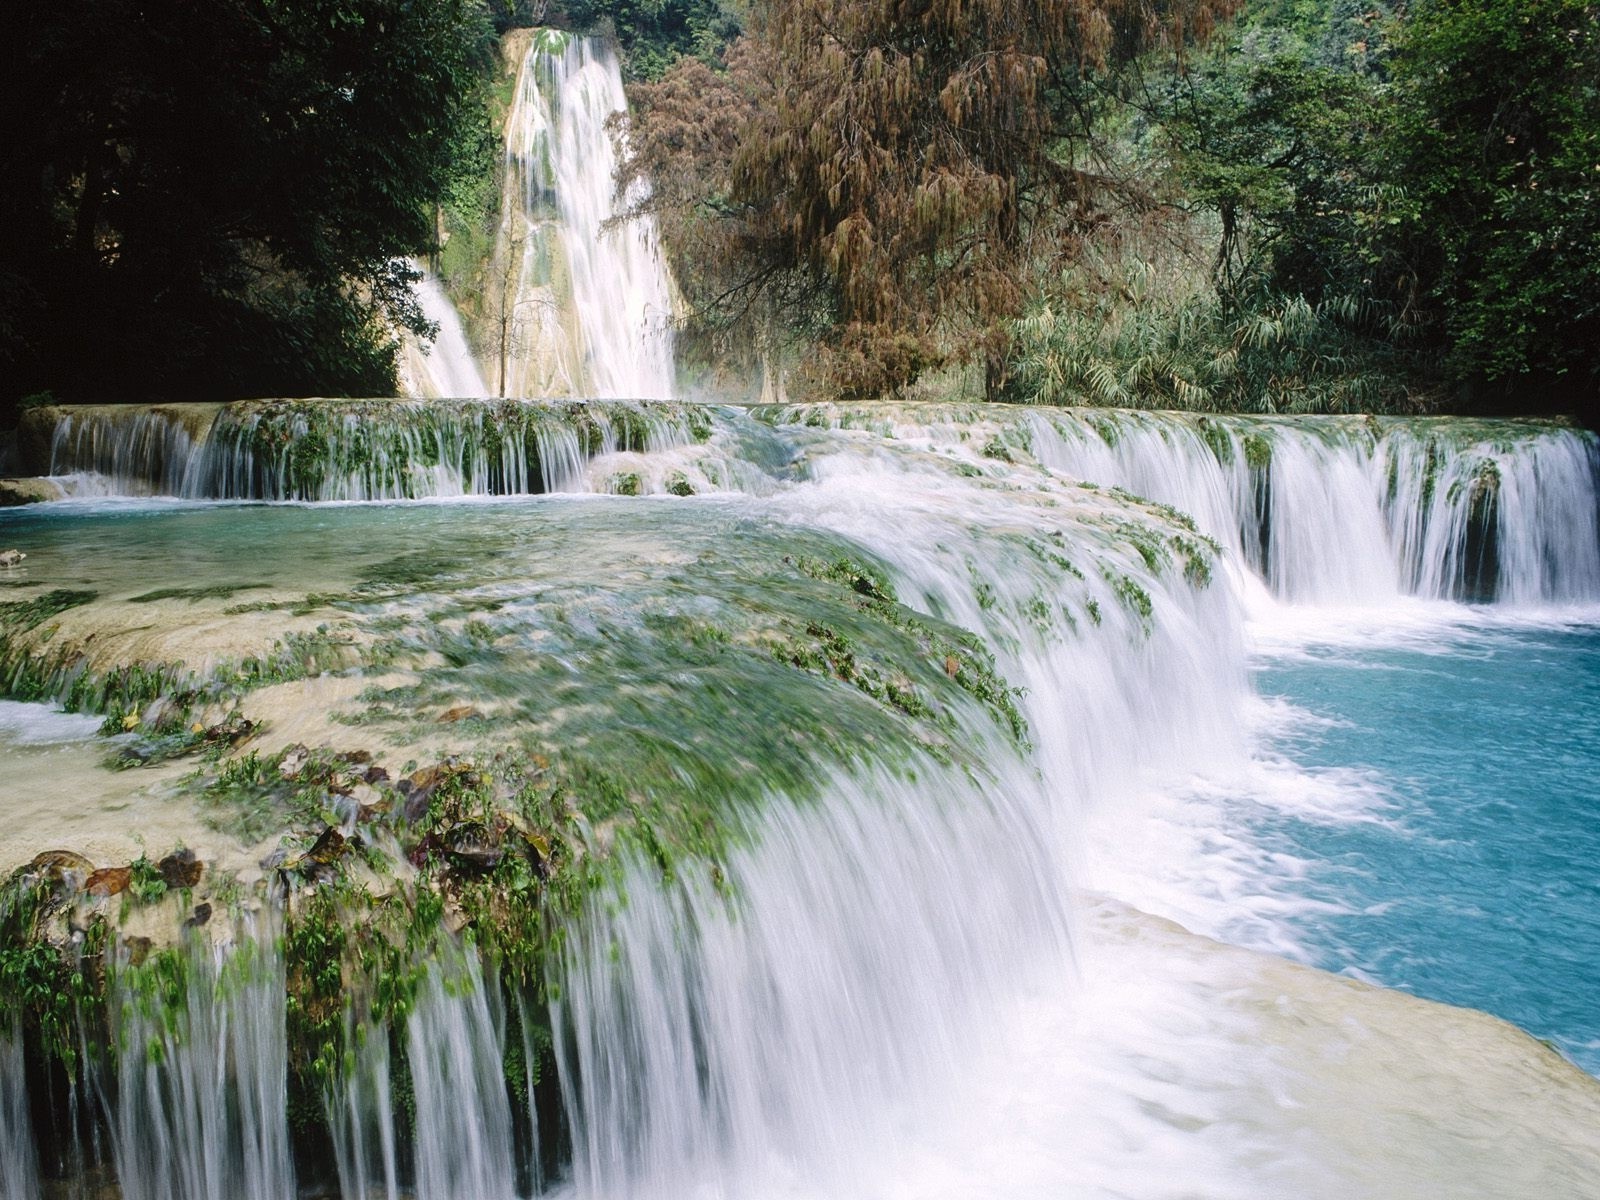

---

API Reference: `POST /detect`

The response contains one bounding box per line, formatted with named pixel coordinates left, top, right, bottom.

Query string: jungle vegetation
left=1, top=0, right=1594, bottom=422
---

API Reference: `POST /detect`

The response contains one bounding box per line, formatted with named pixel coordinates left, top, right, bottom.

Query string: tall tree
left=627, top=0, right=1237, bottom=397
left=1387, top=0, right=1600, bottom=409
left=0, top=0, right=495, bottom=414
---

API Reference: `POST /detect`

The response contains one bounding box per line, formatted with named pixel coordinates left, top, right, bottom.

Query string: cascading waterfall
left=2, top=1036, right=40, bottom=1200
left=36, top=399, right=699, bottom=501
left=774, top=404, right=1599, bottom=607
left=6, top=399, right=1600, bottom=1200
left=1018, top=408, right=1600, bottom=606
left=501, top=34, right=676, bottom=399
left=100, top=934, right=292, bottom=1200
left=408, top=271, right=492, bottom=400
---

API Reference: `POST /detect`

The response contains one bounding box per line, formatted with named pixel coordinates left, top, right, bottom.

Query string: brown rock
left=305, top=827, right=347, bottom=866
left=158, top=849, right=203, bottom=890
left=28, top=850, right=94, bottom=889
left=439, top=705, right=484, bottom=724
left=0, top=479, right=65, bottom=508
left=86, top=867, right=131, bottom=897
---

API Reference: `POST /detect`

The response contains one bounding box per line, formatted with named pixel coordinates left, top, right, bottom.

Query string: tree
left=0, top=0, right=496, bottom=415
left=627, top=0, right=1237, bottom=398
left=1386, top=0, right=1600, bottom=409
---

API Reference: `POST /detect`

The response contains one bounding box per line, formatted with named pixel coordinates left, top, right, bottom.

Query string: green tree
left=0, top=0, right=496, bottom=414
left=562, top=0, right=744, bottom=79
left=1387, top=0, right=1600, bottom=407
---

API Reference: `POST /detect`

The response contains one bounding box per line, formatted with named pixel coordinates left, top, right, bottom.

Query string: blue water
left=1253, top=618, right=1600, bottom=1073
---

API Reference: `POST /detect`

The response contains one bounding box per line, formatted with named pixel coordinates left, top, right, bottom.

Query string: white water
left=1010, top=408, right=1600, bottom=606
left=44, top=399, right=696, bottom=500
left=410, top=271, right=491, bottom=399
left=10, top=404, right=1600, bottom=1199
left=1, top=1036, right=39, bottom=1200
left=503, top=35, right=676, bottom=399
left=102, top=934, right=292, bottom=1200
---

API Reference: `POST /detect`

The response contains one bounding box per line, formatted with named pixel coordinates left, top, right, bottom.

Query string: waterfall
left=1, top=1035, right=40, bottom=1200
left=406, top=271, right=491, bottom=399
left=501, top=33, right=676, bottom=399
left=36, top=398, right=702, bottom=501
left=100, top=934, right=293, bottom=1200
left=7, top=399, right=1600, bottom=1199
left=27, top=401, right=1600, bottom=604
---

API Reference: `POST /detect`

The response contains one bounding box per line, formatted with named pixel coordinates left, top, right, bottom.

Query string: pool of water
left=1251, top=614, right=1600, bottom=1072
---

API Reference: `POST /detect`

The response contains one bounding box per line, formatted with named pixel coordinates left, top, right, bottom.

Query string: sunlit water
left=1241, top=612, right=1600, bottom=1072
left=5, top=404, right=1600, bottom=1198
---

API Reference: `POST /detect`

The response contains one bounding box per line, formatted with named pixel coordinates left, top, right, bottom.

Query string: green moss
left=1242, top=433, right=1272, bottom=472
left=1197, top=418, right=1235, bottom=465
left=128, top=584, right=269, bottom=604
left=1104, top=571, right=1154, bottom=628
left=0, top=589, right=99, bottom=633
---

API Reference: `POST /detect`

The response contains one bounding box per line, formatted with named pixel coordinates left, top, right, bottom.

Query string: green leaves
left=2, top=0, right=497, bottom=410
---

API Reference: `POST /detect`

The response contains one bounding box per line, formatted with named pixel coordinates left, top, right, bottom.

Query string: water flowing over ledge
left=24, top=398, right=1595, bottom=606
left=4, top=399, right=1599, bottom=1200
left=27, top=398, right=708, bottom=502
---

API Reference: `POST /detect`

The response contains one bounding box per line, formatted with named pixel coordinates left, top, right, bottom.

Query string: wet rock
left=121, top=936, right=153, bottom=966
left=278, top=744, right=311, bottom=778
left=441, top=821, right=504, bottom=873
left=362, top=764, right=391, bottom=785
left=184, top=903, right=212, bottom=929
left=398, top=763, right=454, bottom=820
left=0, top=547, right=26, bottom=565
left=203, top=714, right=258, bottom=747
left=27, top=850, right=94, bottom=891
left=305, top=827, right=348, bottom=866
left=158, top=849, right=203, bottom=890
left=86, top=867, right=131, bottom=898
left=0, top=479, right=65, bottom=508
left=345, top=780, right=384, bottom=812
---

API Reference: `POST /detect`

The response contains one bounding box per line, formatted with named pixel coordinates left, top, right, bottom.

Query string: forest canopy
left=625, top=0, right=1600, bottom=417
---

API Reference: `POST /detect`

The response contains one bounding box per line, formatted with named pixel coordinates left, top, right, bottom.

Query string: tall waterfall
left=500, top=33, right=676, bottom=399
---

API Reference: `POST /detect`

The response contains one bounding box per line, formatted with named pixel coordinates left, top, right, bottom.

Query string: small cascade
left=33, top=398, right=707, bottom=501
left=46, top=405, right=220, bottom=497
left=804, top=404, right=1599, bottom=608
left=406, top=271, right=491, bottom=399
left=1, top=1035, right=40, bottom=1200
left=501, top=33, right=676, bottom=399
left=98, top=934, right=293, bottom=1200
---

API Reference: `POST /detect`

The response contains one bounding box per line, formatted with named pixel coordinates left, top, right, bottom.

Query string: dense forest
left=2, top=0, right=1595, bottom=423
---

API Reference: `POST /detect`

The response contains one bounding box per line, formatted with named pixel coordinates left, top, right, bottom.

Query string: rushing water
left=3, top=402, right=1600, bottom=1198
left=409, top=270, right=492, bottom=399
left=502, top=34, right=676, bottom=399
left=1245, top=615, right=1600, bottom=1072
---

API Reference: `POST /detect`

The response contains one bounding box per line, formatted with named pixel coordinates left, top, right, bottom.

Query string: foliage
left=561, top=0, right=744, bottom=79
left=625, top=0, right=1237, bottom=398
left=1385, top=0, right=1600, bottom=408
left=0, top=0, right=498, bottom=416
left=1010, top=254, right=1428, bottom=412
left=1138, top=0, right=1599, bottom=416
